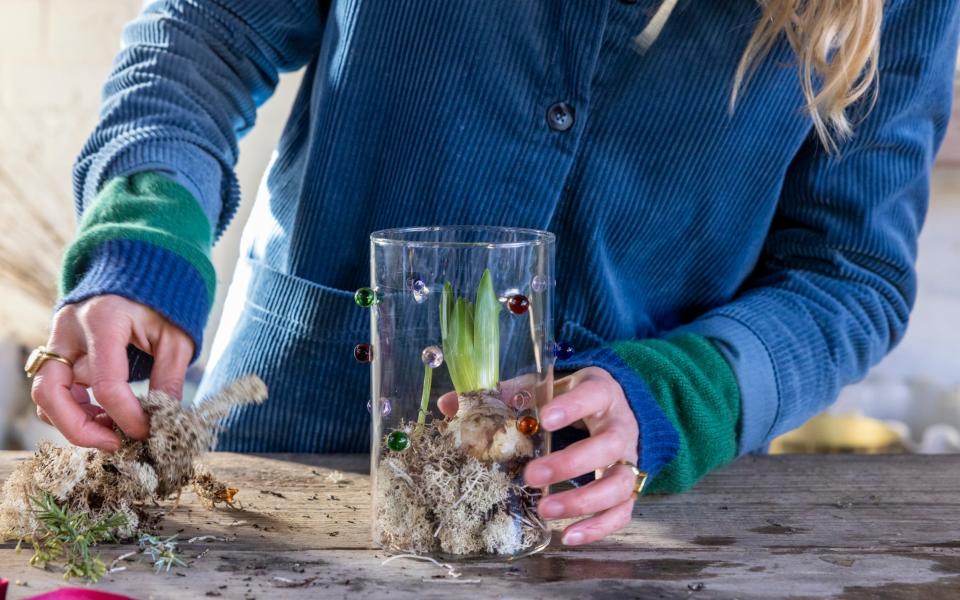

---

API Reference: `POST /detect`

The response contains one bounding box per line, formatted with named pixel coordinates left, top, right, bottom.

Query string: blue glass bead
left=553, top=341, right=575, bottom=360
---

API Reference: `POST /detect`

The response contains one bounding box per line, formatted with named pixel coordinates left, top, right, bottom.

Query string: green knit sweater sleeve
left=58, top=173, right=217, bottom=370
left=61, top=173, right=216, bottom=301
left=609, top=334, right=742, bottom=494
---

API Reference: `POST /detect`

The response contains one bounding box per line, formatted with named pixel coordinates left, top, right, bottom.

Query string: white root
left=381, top=553, right=463, bottom=579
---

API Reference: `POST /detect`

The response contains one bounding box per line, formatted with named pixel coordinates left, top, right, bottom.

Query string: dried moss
left=0, top=376, right=267, bottom=542
left=192, top=465, right=239, bottom=510
left=374, top=416, right=544, bottom=557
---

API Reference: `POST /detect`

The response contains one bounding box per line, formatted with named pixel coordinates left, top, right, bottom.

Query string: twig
left=187, top=535, right=226, bottom=544
left=324, top=471, right=346, bottom=484
left=107, top=551, right=138, bottom=574
left=272, top=575, right=319, bottom=588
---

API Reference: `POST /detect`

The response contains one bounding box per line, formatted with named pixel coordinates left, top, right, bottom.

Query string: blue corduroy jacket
left=65, top=0, right=959, bottom=457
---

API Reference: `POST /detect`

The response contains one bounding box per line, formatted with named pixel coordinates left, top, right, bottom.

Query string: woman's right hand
left=30, top=295, right=194, bottom=451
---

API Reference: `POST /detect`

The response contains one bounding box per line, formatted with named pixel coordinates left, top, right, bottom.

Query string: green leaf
left=473, top=269, right=501, bottom=390
left=437, top=269, right=502, bottom=395
left=455, top=297, right=478, bottom=392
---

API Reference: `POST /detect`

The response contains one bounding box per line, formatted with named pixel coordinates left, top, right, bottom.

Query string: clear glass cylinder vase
left=364, top=226, right=555, bottom=559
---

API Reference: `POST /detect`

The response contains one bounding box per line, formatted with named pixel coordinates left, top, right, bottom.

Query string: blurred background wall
left=0, top=1, right=958, bottom=452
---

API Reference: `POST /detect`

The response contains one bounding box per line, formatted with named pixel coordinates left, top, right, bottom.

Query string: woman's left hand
left=523, top=367, right=640, bottom=545
left=438, top=367, right=640, bottom=546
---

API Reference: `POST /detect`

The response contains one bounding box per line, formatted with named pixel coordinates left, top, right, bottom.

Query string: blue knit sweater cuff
left=557, top=346, right=681, bottom=479
left=59, top=238, right=211, bottom=380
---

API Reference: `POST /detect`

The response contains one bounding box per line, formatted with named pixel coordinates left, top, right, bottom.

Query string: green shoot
left=417, top=365, right=433, bottom=430
left=138, top=534, right=187, bottom=574
left=439, top=269, right=502, bottom=395
left=28, top=493, right=127, bottom=582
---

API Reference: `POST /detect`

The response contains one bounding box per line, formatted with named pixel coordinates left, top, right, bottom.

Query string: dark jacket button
left=546, top=102, right=575, bottom=132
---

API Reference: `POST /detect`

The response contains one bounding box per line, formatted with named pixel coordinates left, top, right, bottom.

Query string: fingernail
left=526, top=464, right=552, bottom=485
left=538, top=500, right=561, bottom=518
left=563, top=531, right=585, bottom=545
left=541, top=408, right=565, bottom=430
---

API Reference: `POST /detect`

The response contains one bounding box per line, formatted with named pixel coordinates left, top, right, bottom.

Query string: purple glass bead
left=367, top=397, right=392, bottom=416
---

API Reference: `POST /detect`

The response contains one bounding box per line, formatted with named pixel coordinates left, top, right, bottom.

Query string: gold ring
left=600, top=459, right=648, bottom=496
left=24, top=346, right=74, bottom=378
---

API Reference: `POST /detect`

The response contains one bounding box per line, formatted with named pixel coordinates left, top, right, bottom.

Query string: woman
left=28, top=0, right=959, bottom=546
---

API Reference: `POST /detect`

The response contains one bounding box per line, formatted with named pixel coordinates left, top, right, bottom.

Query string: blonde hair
left=732, top=1, right=883, bottom=152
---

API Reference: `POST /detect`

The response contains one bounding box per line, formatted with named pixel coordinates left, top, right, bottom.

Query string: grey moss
left=374, top=416, right=544, bottom=557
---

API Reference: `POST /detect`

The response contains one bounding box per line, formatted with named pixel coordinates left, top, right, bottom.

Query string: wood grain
left=2, top=452, right=959, bottom=599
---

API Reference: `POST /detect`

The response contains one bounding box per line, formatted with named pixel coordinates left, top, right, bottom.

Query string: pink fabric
left=26, top=590, right=134, bottom=600
left=1, top=578, right=8, bottom=600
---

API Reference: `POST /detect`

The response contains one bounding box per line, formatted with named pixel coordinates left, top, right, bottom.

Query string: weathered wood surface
left=1, top=452, right=959, bottom=599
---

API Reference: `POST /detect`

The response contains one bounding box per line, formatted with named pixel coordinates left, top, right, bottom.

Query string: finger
left=71, top=384, right=114, bottom=426
left=148, top=330, right=193, bottom=399
left=32, top=360, right=120, bottom=450
left=438, top=391, right=458, bottom=417
left=561, top=497, right=635, bottom=546
left=553, top=373, right=576, bottom=396
left=438, top=372, right=541, bottom=417
left=36, top=390, right=105, bottom=423
left=540, top=373, right=616, bottom=431
left=70, top=383, right=92, bottom=406
left=84, top=325, right=149, bottom=440
left=524, top=430, right=624, bottom=487
left=536, top=465, right=637, bottom=519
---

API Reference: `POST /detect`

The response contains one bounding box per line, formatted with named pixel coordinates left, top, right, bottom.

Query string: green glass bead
left=386, top=431, right=410, bottom=452
left=355, top=287, right=377, bottom=307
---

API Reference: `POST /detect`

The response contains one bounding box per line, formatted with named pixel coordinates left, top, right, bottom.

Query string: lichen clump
left=0, top=376, right=267, bottom=542
left=375, top=418, right=545, bottom=557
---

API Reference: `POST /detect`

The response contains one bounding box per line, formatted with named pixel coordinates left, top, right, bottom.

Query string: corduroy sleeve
left=73, top=0, right=326, bottom=238
left=62, top=1, right=326, bottom=376
left=680, top=0, right=960, bottom=455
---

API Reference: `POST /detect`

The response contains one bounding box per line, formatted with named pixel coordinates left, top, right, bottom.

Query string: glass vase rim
left=370, top=225, right=556, bottom=249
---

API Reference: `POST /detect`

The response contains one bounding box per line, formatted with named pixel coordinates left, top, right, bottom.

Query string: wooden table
left=1, top=452, right=959, bottom=599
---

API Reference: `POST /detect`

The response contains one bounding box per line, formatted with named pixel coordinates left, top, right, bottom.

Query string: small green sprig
left=138, top=534, right=187, bottom=574
left=439, top=269, right=502, bottom=395
left=27, top=493, right=127, bottom=582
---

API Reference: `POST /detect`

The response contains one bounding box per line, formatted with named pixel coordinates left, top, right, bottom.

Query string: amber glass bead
left=517, top=415, right=540, bottom=435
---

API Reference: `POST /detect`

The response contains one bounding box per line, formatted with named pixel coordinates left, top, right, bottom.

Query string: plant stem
left=417, top=364, right=433, bottom=431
